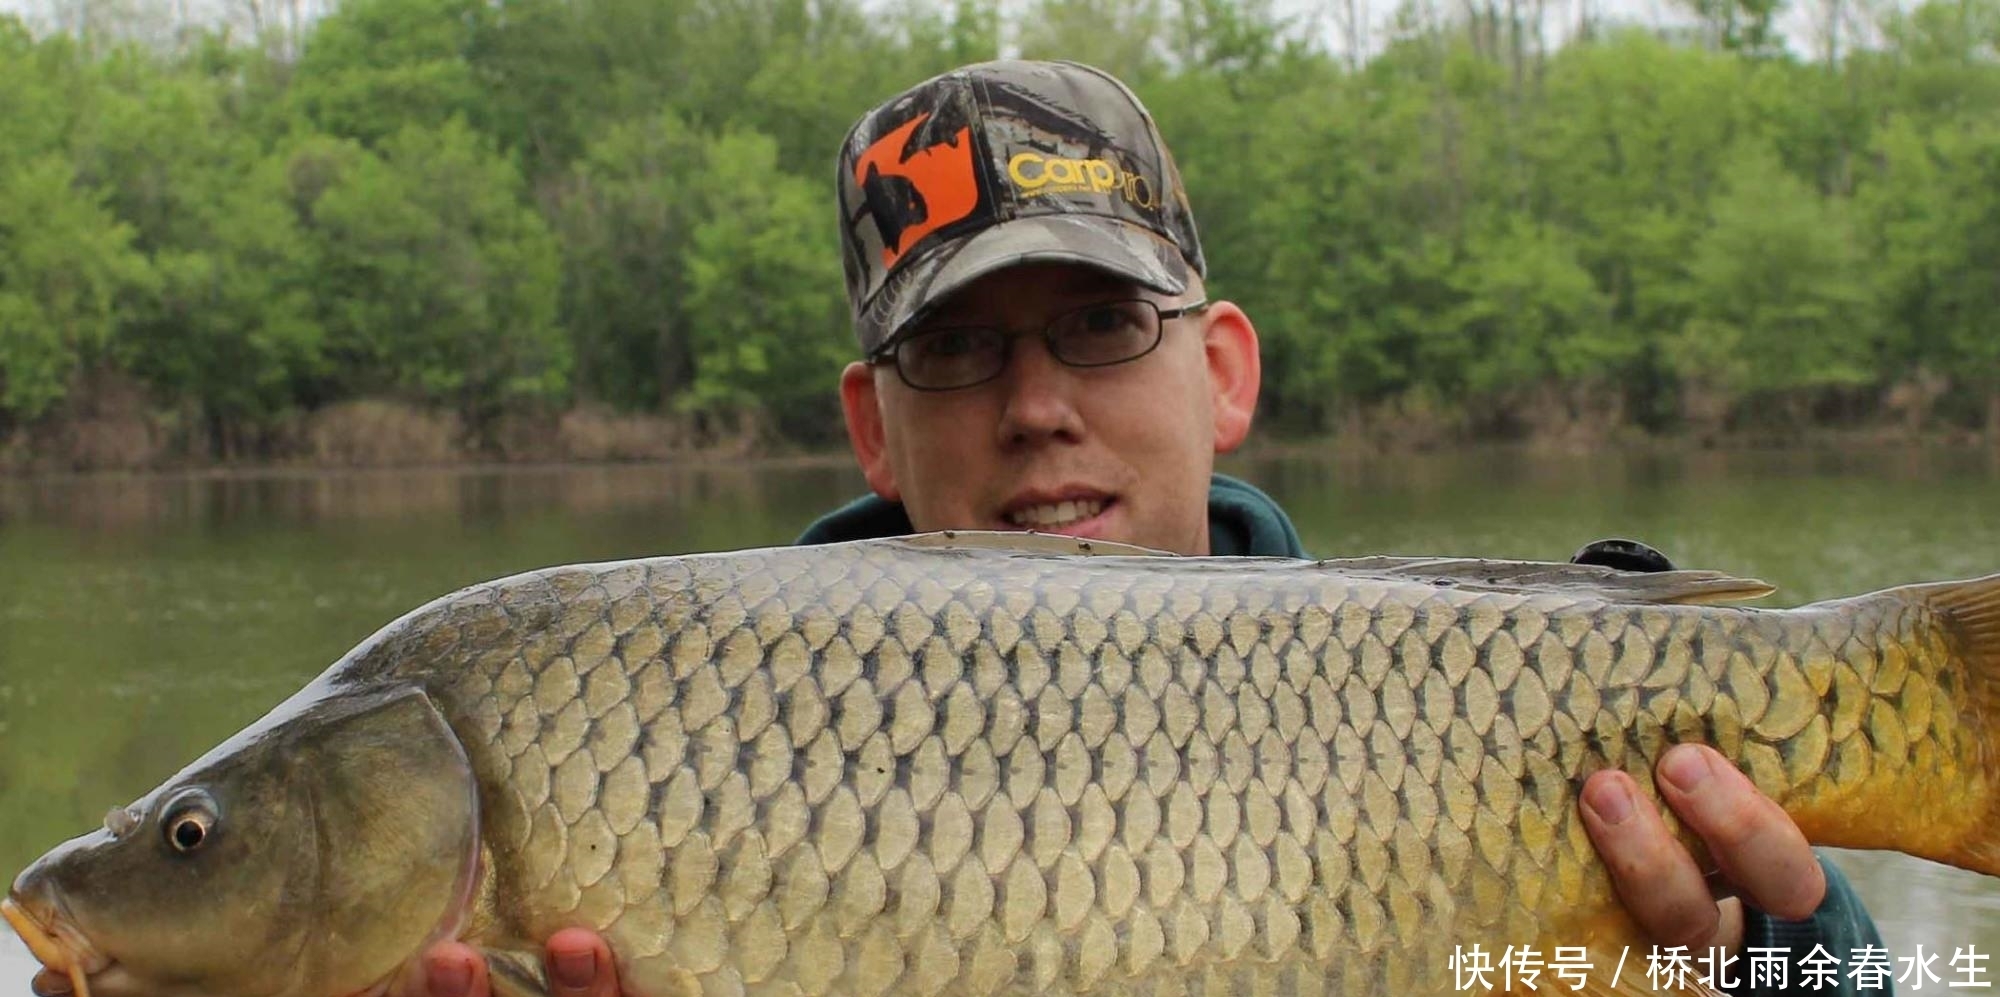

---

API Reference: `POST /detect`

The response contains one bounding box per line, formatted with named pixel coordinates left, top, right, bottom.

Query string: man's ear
left=839, top=361, right=902, bottom=501
left=1201, top=301, right=1261, bottom=453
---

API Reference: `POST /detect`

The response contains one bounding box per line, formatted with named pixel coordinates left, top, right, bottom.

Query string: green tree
left=1671, top=145, right=1875, bottom=410
left=1438, top=214, right=1620, bottom=401
left=11, top=0, right=2000, bottom=457
left=290, top=120, right=568, bottom=433
left=553, top=110, right=707, bottom=411
left=0, top=156, right=156, bottom=418
left=1015, top=0, right=1169, bottom=82
left=0, top=18, right=88, bottom=171
left=680, top=130, right=849, bottom=443
left=285, top=0, right=490, bottom=147
left=1858, top=113, right=2000, bottom=433
left=117, top=151, right=322, bottom=442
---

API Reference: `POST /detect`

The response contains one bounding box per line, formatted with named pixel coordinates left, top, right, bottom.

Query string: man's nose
left=994, top=336, right=1085, bottom=446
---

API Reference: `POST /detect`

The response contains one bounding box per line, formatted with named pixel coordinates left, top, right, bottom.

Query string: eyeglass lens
left=894, top=299, right=1164, bottom=390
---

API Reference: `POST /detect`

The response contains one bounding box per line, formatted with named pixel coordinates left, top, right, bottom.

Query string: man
left=404, top=59, right=1888, bottom=997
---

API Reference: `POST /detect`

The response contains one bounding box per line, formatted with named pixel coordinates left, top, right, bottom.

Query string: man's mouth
left=1004, top=497, right=1109, bottom=530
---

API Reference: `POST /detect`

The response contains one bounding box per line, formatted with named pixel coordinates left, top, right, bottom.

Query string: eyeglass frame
left=868, top=297, right=1213, bottom=392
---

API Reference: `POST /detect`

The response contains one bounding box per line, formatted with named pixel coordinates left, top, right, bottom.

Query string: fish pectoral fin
left=479, top=948, right=552, bottom=997
left=1312, top=556, right=1777, bottom=605
left=891, top=530, right=1178, bottom=557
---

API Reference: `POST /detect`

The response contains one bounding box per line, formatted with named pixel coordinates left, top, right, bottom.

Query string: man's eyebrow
left=1049, top=269, right=1138, bottom=295
left=918, top=270, right=1143, bottom=328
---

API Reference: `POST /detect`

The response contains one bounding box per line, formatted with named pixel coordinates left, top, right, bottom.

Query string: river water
left=3, top=446, right=1998, bottom=993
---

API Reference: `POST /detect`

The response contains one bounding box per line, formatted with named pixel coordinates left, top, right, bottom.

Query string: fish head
left=5, top=684, right=481, bottom=997
left=5, top=771, right=316, bottom=997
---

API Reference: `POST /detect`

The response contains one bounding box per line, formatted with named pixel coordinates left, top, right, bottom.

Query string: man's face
left=839, top=263, right=1261, bottom=555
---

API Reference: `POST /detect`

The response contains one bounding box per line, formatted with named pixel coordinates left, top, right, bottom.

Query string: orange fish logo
left=853, top=112, right=980, bottom=269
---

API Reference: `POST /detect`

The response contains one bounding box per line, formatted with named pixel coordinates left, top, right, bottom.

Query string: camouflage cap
left=835, top=59, right=1207, bottom=357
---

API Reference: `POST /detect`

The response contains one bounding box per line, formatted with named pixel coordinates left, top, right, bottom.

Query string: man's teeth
left=1008, top=499, right=1106, bottom=527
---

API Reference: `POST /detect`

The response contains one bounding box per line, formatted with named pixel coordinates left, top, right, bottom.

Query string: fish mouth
left=3, top=894, right=112, bottom=997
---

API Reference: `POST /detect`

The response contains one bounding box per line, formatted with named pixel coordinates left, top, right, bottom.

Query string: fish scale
left=10, top=536, right=2000, bottom=997
left=303, top=539, right=1981, bottom=997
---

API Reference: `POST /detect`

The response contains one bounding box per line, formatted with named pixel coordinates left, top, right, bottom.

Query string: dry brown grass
left=553, top=404, right=699, bottom=461
left=0, top=394, right=773, bottom=471
left=10, top=375, right=1988, bottom=475
left=1502, top=381, right=1637, bottom=453
left=2, top=370, right=171, bottom=472
left=1881, top=369, right=1952, bottom=435
left=1675, top=378, right=1735, bottom=443
left=1326, top=389, right=1466, bottom=455
left=299, top=400, right=462, bottom=467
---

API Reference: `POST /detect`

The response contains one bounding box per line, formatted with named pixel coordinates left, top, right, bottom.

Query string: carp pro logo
left=1007, top=151, right=1159, bottom=210
left=852, top=111, right=981, bottom=270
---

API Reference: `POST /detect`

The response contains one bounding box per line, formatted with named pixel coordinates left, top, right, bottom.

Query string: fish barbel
left=7, top=533, right=2000, bottom=997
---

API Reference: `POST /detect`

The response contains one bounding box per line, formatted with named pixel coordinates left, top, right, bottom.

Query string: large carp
left=7, top=533, right=2000, bottom=997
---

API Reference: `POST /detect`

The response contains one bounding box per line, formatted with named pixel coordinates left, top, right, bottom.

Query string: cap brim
left=858, top=214, right=1191, bottom=356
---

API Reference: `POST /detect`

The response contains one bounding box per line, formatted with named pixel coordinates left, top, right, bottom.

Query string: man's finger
left=1656, top=744, right=1825, bottom=921
left=413, top=942, right=489, bottom=997
left=546, top=928, right=620, bottom=997
left=1579, top=768, right=1724, bottom=949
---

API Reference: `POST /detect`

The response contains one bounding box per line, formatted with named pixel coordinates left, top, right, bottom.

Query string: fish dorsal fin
left=1316, top=556, right=1776, bottom=605
left=891, top=530, right=1177, bottom=557
left=885, top=535, right=1771, bottom=604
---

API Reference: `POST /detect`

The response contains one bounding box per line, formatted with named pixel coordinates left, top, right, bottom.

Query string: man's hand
left=395, top=928, right=622, bottom=997
left=1568, top=542, right=1826, bottom=946
left=1580, top=743, right=1827, bottom=949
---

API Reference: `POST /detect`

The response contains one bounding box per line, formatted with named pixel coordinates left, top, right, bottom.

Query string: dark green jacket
left=795, top=473, right=1888, bottom=997
left=1732, top=858, right=1890, bottom=997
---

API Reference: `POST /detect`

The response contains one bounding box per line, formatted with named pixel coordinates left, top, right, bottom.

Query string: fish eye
left=160, top=790, right=219, bottom=855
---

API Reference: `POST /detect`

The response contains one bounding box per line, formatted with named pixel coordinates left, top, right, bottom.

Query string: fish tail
left=1900, top=572, right=2000, bottom=876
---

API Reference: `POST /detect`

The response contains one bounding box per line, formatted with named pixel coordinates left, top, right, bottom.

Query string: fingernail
left=427, top=959, right=472, bottom=997
left=554, top=950, right=596, bottom=992
left=1585, top=778, right=1636, bottom=825
left=1662, top=746, right=1711, bottom=792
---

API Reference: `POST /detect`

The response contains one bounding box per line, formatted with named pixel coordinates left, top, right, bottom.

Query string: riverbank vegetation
left=4, top=0, right=2000, bottom=469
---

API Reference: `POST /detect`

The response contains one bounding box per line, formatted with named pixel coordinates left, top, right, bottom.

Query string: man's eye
left=915, top=329, right=990, bottom=358
left=1077, top=304, right=1143, bottom=335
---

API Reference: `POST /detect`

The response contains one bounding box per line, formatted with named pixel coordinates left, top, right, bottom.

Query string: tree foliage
left=6, top=0, right=2000, bottom=451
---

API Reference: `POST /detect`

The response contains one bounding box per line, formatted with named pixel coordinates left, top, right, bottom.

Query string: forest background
left=4, top=0, right=1998, bottom=470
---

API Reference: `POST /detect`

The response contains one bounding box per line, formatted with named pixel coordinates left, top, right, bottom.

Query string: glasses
left=873, top=298, right=1211, bottom=391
